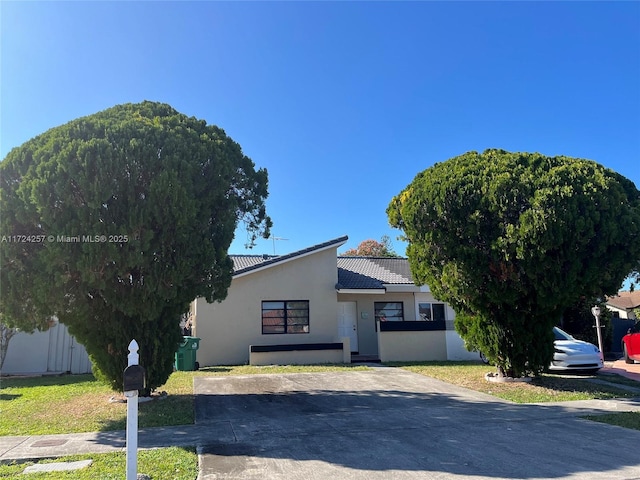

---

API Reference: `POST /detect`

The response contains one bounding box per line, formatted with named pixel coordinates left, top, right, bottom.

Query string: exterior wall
left=336, top=292, right=417, bottom=356
left=606, top=305, right=637, bottom=320
left=194, top=247, right=341, bottom=366
left=336, top=290, right=472, bottom=361
left=377, top=327, right=447, bottom=361
left=2, top=323, right=92, bottom=375
left=445, top=331, right=480, bottom=361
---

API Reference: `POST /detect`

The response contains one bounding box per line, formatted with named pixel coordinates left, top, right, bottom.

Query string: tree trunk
left=0, top=324, right=18, bottom=371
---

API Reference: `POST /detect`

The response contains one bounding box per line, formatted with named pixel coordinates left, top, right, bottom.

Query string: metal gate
left=47, top=323, right=92, bottom=374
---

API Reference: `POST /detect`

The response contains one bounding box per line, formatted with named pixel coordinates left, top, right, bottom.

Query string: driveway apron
left=194, top=367, right=640, bottom=480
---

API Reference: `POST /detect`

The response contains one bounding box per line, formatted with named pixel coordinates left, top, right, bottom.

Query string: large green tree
left=388, top=149, right=640, bottom=377
left=0, top=101, right=271, bottom=393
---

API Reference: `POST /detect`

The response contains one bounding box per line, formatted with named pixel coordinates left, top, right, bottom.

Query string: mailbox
left=123, top=364, right=146, bottom=392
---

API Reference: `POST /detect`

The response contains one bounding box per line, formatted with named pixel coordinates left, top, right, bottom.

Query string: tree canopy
left=340, top=235, right=399, bottom=257
left=387, top=149, right=640, bottom=377
left=0, top=101, right=271, bottom=392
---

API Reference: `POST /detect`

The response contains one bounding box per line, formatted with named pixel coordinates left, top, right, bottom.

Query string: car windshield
left=553, top=327, right=573, bottom=341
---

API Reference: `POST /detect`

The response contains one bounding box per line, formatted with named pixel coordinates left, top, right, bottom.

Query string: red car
left=622, top=320, right=640, bottom=364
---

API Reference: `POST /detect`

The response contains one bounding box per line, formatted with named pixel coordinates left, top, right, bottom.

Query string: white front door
left=338, top=301, right=358, bottom=353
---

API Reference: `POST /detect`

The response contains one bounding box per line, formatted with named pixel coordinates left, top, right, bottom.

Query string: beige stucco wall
left=337, top=291, right=463, bottom=358
left=194, top=247, right=340, bottom=366
left=377, top=327, right=448, bottom=362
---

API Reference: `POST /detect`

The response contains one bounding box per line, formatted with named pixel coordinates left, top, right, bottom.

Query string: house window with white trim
left=375, top=302, right=404, bottom=322
left=418, top=303, right=446, bottom=322
left=262, top=301, right=310, bottom=334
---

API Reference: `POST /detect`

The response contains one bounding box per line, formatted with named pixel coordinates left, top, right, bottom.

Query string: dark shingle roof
left=337, top=257, right=414, bottom=289
left=231, top=236, right=349, bottom=276
left=231, top=255, right=277, bottom=271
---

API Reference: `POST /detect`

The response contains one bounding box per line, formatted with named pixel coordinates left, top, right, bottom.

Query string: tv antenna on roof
left=271, top=236, right=289, bottom=255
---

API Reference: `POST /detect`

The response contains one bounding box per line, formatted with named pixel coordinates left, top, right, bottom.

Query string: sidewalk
left=0, top=424, right=205, bottom=462
left=602, top=358, right=640, bottom=382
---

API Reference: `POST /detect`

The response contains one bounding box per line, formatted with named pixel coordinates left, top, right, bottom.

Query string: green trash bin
left=175, top=336, right=201, bottom=371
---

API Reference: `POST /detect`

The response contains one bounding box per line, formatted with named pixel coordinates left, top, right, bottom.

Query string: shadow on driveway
left=195, top=368, right=640, bottom=480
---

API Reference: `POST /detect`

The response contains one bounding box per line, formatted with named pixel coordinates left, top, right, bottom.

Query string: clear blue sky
left=2, top=1, right=639, bottom=259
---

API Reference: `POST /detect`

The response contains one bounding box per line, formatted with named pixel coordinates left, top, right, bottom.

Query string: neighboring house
left=606, top=290, right=640, bottom=353
left=1, top=322, right=92, bottom=376
left=193, top=236, right=477, bottom=366
left=606, top=290, right=640, bottom=320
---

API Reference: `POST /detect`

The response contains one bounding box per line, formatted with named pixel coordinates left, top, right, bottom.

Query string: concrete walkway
left=1, top=364, right=640, bottom=479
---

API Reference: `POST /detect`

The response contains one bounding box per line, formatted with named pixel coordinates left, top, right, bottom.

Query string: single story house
left=606, top=290, right=639, bottom=352
left=192, top=235, right=478, bottom=366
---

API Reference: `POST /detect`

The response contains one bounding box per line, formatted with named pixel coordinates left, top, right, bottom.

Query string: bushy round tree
left=388, top=149, right=640, bottom=377
left=1, top=101, right=271, bottom=393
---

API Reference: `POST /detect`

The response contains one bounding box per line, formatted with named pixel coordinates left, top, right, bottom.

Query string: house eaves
left=233, top=235, right=349, bottom=278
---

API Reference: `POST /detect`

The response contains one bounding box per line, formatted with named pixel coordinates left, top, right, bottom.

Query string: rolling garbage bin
left=175, top=336, right=200, bottom=371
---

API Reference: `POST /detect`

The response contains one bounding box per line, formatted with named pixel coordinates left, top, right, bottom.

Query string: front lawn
left=0, top=447, right=197, bottom=479
left=393, top=361, right=639, bottom=403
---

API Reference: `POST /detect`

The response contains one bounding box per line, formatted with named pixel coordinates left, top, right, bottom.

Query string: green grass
left=390, top=361, right=640, bottom=403
left=584, top=411, right=640, bottom=431
left=0, top=447, right=197, bottom=479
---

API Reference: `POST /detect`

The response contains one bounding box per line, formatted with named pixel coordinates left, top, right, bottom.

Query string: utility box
left=175, top=336, right=200, bottom=371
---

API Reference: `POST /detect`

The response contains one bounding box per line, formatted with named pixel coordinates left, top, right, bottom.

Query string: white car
left=479, top=326, right=604, bottom=373
left=548, top=327, right=603, bottom=373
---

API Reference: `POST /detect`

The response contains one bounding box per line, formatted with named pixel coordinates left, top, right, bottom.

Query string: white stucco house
left=192, top=235, right=477, bottom=366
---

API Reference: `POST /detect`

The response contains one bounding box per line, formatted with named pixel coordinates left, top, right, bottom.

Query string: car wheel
left=622, top=343, right=633, bottom=364
left=479, top=351, right=490, bottom=365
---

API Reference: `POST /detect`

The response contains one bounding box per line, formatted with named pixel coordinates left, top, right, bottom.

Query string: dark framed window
left=262, top=301, right=310, bottom=334
left=375, top=302, right=404, bottom=322
left=418, top=303, right=446, bottom=322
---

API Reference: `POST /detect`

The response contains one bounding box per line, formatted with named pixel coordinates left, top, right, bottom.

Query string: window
left=262, top=301, right=309, bottom=334
left=418, top=303, right=446, bottom=322
left=375, top=302, right=404, bottom=322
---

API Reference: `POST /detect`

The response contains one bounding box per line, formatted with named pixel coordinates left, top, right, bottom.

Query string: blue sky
left=2, top=1, right=639, bottom=262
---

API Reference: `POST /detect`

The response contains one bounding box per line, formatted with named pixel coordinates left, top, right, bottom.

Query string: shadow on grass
left=0, top=393, right=21, bottom=401
left=197, top=366, right=234, bottom=373
left=529, top=374, right=637, bottom=398
left=96, top=392, right=196, bottom=432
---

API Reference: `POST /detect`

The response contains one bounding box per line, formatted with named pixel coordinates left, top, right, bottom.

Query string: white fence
left=1, top=323, right=92, bottom=375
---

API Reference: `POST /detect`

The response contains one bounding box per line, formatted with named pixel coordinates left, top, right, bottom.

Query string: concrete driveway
left=194, top=366, right=640, bottom=480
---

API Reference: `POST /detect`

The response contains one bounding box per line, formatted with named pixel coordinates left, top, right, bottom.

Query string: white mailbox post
left=591, top=306, right=605, bottom=361
left=123, top=340, right=145, bottom=480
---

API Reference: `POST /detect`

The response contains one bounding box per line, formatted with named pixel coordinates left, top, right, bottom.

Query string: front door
left=338, top=301, right=358, bottom=353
